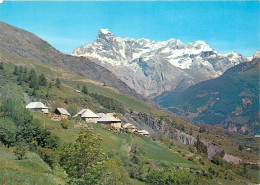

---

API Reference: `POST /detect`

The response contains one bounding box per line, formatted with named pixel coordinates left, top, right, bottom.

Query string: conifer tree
left=48, top=81, right=52, bottom=89
left=55, top=78, right=61, bottom=88
left=19, top=66, right=23, bottom=74
left=13, top=66, right=18, bottom=75
left=0, top=62, right=3, bottom=70
left=39, top=73, right=47, bottom=87
left=17, top=73, right=23, bottom=85
left=28, top=69, right=39, bottom=89
left=24, top=67, right=27, bottom=74
left=82, top=85, right=88, bottom=94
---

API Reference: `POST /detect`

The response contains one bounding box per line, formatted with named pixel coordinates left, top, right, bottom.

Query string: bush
left=188, top=145, right=195, bottom=153
left=38, top=148, right=57, bottom=169
left=211, top=155, right=224, bottom=166
left=0, top=118, right=16, bottom=148
left=13, top=144, right=27, bottom=160
left=188, top=156, right=195, bottom=161
left=146, top=170, right=200, bottom=184
left=61, top=119, right=70, bottom=129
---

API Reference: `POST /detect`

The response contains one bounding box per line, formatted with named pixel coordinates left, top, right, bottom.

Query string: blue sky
left=0, top=1, right=259, bottom=57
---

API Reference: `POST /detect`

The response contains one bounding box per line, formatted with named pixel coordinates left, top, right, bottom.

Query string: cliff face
left=123, top=109, right=224, bottom=158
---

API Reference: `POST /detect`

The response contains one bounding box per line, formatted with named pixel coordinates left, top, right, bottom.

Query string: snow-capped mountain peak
left=72, top=30, right=245, bottom=97
left=99, top=29, right=111, bottom=35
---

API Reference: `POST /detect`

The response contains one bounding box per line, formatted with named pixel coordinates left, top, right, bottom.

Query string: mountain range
left=155, top=52, right=259, bottom=135
left=72, top=29, right=245, bottom=98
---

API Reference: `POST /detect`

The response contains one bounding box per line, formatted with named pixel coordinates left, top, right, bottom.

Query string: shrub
left=211, top=155, right=224, bottom=166
left=188, top=156, right=195, bottom=161
left=13, top=144, right=27, bottom=160
left=61, top=119, right=70, bottom=129
left=38, top=148, right=57, bottom=169
left=146, top=170, right=200, bottom=185
left=188, top=145, right=195, bottom=153
left=0, top=118, right=16, bottom=148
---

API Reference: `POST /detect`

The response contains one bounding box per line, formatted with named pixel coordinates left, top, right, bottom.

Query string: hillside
left=0, top=21, right=151, bottom=104
left=72, top=29, right=245, bottom=97
left=0, top=57, right=259, bottom=184
left=155, top=57, right=259, bottom=135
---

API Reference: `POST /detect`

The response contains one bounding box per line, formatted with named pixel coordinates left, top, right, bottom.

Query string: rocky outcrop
left=124, top=109, right=224, bottom=158
left=178, top=132, right=197, bottom=145
left=223, top=154, right=242, bottom=164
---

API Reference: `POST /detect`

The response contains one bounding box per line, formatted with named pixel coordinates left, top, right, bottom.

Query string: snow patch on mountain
left=72, top=29, right=245, bottom=97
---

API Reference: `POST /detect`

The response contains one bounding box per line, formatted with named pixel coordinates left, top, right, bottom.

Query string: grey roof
left=138, top=130, right=150, bottom=135
left=56, top=108, right=71, bottom=116
left=97, top=113, right=105, bottom=118
left=123, top=123, right=136, bottom=129
left=75, top=109, right=99, bottom=118
left=26, top=102, right=48, bottom=109
left=98, top=113, right=121, bottom=122
left=81, top=109, right=99, bottom=118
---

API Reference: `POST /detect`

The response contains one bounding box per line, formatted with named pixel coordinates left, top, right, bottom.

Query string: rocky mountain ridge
left=73, top=29, right=245, bottom=97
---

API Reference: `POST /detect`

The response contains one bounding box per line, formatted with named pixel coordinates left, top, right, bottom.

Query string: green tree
left=61, top=119, right=70, bottom=129
left=60, top=127, right=107, bottom=184
left=24, top=67, right=27, bottom=74
left=17, top=73, right=23, bottom=85
left=0, top=118, right=16, bottom=148
left=55, top=78, right=61, bottom=88
left=48, top=81, right=52, bottom=89
left=28, top=69, right=39, bottom=89
left=13, top=66, right=18, bottom=75
left=211, top=155, right=224, bottom=166
left=13, top=144, right=27, bottom=160
left=39, top=73, right=47, bottom=86
left=82, top=85, right=88, bottom=94
left=0, top=62, right=3, bottom=70
left=19, top=66, right=23, bottom=74
left=195, top=135, right=208, bottom=155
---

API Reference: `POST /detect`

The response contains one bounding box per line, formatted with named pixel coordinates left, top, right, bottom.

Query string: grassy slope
left=0, top=145, right=64, bottom=185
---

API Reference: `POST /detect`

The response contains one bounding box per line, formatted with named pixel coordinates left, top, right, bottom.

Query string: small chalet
left=26, top=102, right=48, bottom=114
left=75, top=109, right=99, bottom=123
left=97, top=113, right=122, bottom=130
left=54, top=108, right=71, bottom=119
left=138, top=130, right=150, bottom=137
left=123, top=123, right=137, bottom=133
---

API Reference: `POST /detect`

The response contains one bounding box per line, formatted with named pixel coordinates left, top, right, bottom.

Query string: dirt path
left=23, top=93, right=31, bottom=104
left=125, top=134, right=135, bottom=156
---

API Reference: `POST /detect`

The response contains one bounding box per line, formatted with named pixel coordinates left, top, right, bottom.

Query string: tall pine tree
left=39, top=73, right=47, bottom=87
left=0, top=62, right=3, bottom=70
left=28, top=69, right=39, bottom=89
left=13, top=66, right=18, bottom=75
left=55, top=78, right=61, bottom=88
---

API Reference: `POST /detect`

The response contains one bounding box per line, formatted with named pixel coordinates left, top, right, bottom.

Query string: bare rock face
left=73, top=29, right=245, bottom=98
